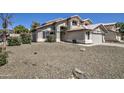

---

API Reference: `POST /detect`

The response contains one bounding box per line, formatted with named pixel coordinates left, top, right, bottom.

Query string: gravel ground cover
left=0, top=42, right=124, bottom=79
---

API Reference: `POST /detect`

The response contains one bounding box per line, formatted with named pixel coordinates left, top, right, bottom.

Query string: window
left=50, top=32, right=54, bottom=34
left=60, top=26, right=66, bottom=31
left=72, top=20, right=78, bottom=26
left=43, top=31, right=49, bottom=38
left=60, top=26, right=65, bottom=31
left=85, top=23, right=88, bottom=26
left=86, top=31, right=90, bottom=40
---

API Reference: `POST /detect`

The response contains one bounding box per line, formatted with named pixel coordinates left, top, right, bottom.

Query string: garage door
left=92, top=34, right=103, bottom=44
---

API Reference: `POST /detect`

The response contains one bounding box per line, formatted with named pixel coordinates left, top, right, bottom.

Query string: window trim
left=43, top=31, right=49, bottom=39
left=86, top=31, right=90, bottom=40
left=72, top=20, right=78, bottom=26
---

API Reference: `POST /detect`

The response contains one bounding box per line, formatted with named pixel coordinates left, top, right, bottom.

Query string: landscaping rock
left=80, top=48, right=86, bottom=52
left=34, top=52, right=37, bottom=55
left=32, top=63, right=37, bottom=66
left=72, top=68, right=87, bottom=79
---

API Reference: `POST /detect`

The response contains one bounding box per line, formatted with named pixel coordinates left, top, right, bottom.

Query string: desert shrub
left=0, top=52, right=8, bottom=66
left=46, top=35, right=56, bottom=42
left=7, top=37, right=21, bottom=46
left=21, top=34, right=31, bottom=44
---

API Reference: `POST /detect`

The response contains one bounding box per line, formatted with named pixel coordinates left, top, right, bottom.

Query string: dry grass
left=0, top=42, right=124, bottom=79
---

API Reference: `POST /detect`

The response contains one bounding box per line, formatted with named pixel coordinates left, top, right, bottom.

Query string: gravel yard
left=0, top=42, right=124, bottom=79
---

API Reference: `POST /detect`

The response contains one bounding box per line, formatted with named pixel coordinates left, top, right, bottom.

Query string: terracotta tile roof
left=36, top=18, right=65, bottom=29
left=85, top=24, right=102, bottom=30
left=36, top=15, right=116, bottom=31
left=44, top=18, right=65, bottom=24
left=66, top=24, right=102, bottom=32
left=37, top=15, right=87, bottom=29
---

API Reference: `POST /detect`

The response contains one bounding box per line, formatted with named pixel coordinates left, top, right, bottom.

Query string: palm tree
left=0, top=13, right=13, bottom=50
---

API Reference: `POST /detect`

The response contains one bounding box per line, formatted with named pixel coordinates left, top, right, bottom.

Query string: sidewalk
left=100, top=43, right=124, bottom=48
left=78, top=43, right=124, bottom=48
left=60, top=41, right=124, bottom=48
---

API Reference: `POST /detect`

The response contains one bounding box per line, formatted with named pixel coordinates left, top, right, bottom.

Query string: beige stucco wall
left=67, top=17, right=82, bottom=30
left=35, top=26, right=54, bottom=42
left=104, top=31, right=118, bottom=41
left=91, top=27, right=105, bottom=43
left=84, top=31, right=93, bottom=43
left=37, top=31, right=45, bottom=42
left=116, top=34, right=121, bottom=41
left=63, top=31, right=85, bottom=43
left=62, top=28, right=104, bottom=44
left=34, top=17, right=89, bottom=43
left=92, top=33, right=104, bottom=44
left=55, top=21, right=67, bottom=42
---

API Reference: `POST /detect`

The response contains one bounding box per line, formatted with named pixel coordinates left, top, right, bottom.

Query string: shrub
left=21, top=34, right=31, bottom=44
left=46, top=35, right=56, bottom=42
left=0, top=52, right=8, bottom=66
left=7, top=37, right=21, bottom=46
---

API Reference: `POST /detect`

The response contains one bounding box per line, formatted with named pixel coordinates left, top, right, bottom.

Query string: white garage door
left=92, top=34, right=103, bottom=44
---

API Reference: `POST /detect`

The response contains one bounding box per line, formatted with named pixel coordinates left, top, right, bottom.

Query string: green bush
left=0, top=52, right=8, bottom=66
left=21, top=34, right=31, bottom=44
left=46, top=35, right=56, bottom=42
left=7, top=37, right=21, bottom=46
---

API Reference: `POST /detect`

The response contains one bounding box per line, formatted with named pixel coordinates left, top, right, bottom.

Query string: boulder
left=72, top=68, right=88, bottom=79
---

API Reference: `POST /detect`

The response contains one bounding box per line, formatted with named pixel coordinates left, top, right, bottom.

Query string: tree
left=0, top=13, right=13, bottom=50
left=116, top=22, right=124, bottom=33
left=30, top=21, right=40, bottom=32
left=14, top=25, right=29, bottom=34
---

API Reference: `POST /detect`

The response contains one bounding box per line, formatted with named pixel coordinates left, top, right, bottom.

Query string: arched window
left=85, top=23, right=88, bottom=26
left=60, top=26, right=67, bottom=31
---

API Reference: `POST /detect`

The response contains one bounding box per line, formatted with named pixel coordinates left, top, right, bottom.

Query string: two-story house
left=32, top=15, right=121, bottom=44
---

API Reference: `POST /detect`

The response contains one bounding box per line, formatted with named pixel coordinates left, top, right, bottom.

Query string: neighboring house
left=32, top=15, right=121, bottom=44
left=103, top=23, right=121, bottom=42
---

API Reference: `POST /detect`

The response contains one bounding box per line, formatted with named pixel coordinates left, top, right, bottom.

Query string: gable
left=67, top=17, right=82, bottom=25
left=82, top=19, right=92, bottom=25
left=104, top=24, right=116, bottom=31
left=93, top=27, right=106, bottom=34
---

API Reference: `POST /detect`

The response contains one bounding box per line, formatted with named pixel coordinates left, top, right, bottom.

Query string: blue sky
left=0, top=13, right=124, bottom=29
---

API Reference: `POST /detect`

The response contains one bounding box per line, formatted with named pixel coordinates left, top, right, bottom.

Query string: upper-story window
left=85, top=23, right=88, bottom=26
left=60, top=26, right=67, bottom=31
left=60, top=26, right=65, bottom=31
left=72, top=20, right=78, bottom=26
